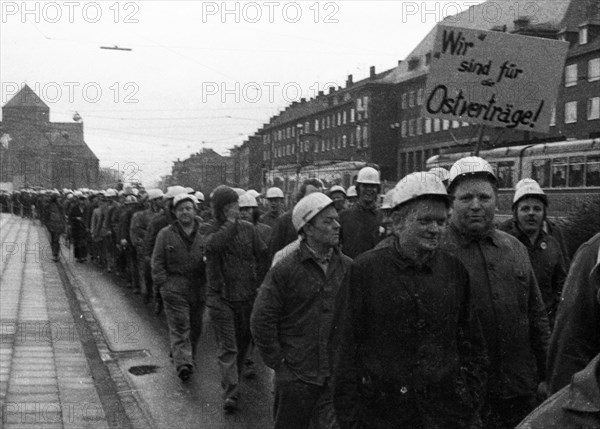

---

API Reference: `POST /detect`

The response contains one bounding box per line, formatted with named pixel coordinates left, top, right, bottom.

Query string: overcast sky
left=1, top=0, right=485, bottom=187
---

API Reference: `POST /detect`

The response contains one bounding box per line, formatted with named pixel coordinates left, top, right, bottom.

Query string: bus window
left=568, top=157, right=585, bottom=187
left=586, top=155, right=600, bottom=187
left=552, top=158, right=568, bottom=188
left=531, top=159, right=551, bottom=188
left=497, top=161, right=514, bottom=188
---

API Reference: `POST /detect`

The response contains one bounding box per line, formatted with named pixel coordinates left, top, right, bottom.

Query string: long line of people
left=9, top=156, right=598, bottom=428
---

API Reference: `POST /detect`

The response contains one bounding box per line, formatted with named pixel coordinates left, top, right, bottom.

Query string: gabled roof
left=3, top=84, right=49, bottom=111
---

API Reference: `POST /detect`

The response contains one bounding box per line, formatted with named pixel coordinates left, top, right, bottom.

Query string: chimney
left=328, top=87, right=335, bottom=94
left=346, top=74, right=353, bottom=87
left=398, top=60, right=403, bottom=67
left=300, top=98, right=306, bottom=103
left=370, top=66, right=376, bottom=78
left=318, top=91, right=324, bottom=96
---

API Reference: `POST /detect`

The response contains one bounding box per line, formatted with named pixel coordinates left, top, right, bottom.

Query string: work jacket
left=339, top=203, right=382, bottom=259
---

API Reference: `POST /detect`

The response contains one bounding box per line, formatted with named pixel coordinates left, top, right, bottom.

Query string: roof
left=2, top=84, right=49, bottom=111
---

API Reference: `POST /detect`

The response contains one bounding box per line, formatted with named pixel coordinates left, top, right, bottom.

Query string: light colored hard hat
left=356, top=167, right=381, bottom=185
left=73, top=190, right=83, bottom=198
left=173, top=193, right=198, bottom=208
left=448, top=156, right=497, bottom=190
left=428, top=167, right=450, bottom=182
left=391, top=172, right=449, bottom=209
left=232, top=187, right=246, bottom=197
left=147, top=189, right=164, bottom=201
left=246, top=189, right=260, bottom=198
left=165, top=185, right=187, bottom=199
left=124, top=195, right=137, bottom=204
left=132, top=188, right=139, bottom=196
left=194, top=191, right=205, bottom=202
left=346, top=185, right=358, bottom=198
left=380, top=189, right=395, bottom=210
left=266, top=187, right=284, bottom=199
left=239, top=193, right=258, bottom=208
left=105, top=189, right=117, bottom=197
left=513, top=178, right=547, bottom=206
left=184, top=187, right=194, bottom=194
left=328, top=185, right=346, bottom=196
left=292, top=192, right=333, bottom=232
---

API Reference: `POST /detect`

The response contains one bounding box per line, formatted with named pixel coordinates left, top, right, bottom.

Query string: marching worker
left=498, top=179, right=567, bottom=328
left=333, top=172, right=488, bottom=429
left=151, top=193, right=206, bottom=383
left=101, top=189, right=118, bottom=273
left=345, top=185, right=357, bottom=208
left=45, top=190, right=66, bottom=262
left=119, top=195, right=142, bottom=293
left=69, top=192, right=89, bottom=263
left=260, top=187, right=285, bottom=228
left=327, top=185, right=347, bottom=212
left=439, top=157, right=551, bottom=428
left=252, top=192, right=351, bottom=429
left=338, top=167, right=382, bottom=258
left=239, top=192, right=272, bottom=245
left=204, top=185, right=267, bottom=412
left=547, top=232, right=600, bottom=394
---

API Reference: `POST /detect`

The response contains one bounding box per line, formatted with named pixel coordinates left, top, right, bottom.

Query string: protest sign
left=423, top=25, right=569, bottom=132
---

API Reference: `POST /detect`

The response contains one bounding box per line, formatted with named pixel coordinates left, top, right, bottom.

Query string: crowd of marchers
left=2, top=157, right=598, bottom=429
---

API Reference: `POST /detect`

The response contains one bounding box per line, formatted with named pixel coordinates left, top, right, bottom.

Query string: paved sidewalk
left=0, top=214, right=110, bottom=429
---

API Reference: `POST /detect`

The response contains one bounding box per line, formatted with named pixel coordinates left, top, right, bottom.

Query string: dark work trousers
left=274, top=374, right=338, bottom=429
left=124, top=246, right=140, bottom=290
left=161, top=281, right=205, bottom=372
left=482, top=395, right=535, bottom=429
left=49, top=231, right=61, bottom=258
left=209, top=299, right=253, bottom=399
left=72, top=233, right=88, bottom=260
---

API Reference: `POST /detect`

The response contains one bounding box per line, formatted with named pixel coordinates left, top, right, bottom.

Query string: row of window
left=530, top=155, right=600, bottom=188
left=564, top=58, right=600, bottom=87
left=263, top=126, right=370, bottom=160
left=401, top=88, right=424, bottom=110
left=551, top=97, right=600, bottom=125
left=401, top=117, right=469, bottom=138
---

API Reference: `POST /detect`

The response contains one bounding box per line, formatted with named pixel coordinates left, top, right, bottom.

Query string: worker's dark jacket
left=338, top=204, right=382, bottom=259
left=333, top=243, right=488, bottom=428
left=499, top=219, right=567, bottom=325
left=517, top=353, right=600, bottom=429
left=440, top=225, right=551, bottom=399
left=547, top=232, right=600, bottom=394
left=144, top=210, right=175, bottom=258
left=267, top=209, right=296, bottom=260
left=251, top=241, right=351, bottom=385
left=204, top=219, right=267, bottom=303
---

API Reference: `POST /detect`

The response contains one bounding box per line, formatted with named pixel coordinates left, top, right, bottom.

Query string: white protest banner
left=423, top=25, right=569, bottom=133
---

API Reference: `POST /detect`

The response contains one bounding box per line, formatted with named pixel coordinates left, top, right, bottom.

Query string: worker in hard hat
left=327, top=185, right=347, bottom=212
left=334, top=172, right=487, bottom=428
left=498, top=179, right=567, bottom=328
left=345, top=185, right=358, bottom=208
left=239, top=192, right=271, bottom=245
left=439, top=157, right=550, bottom=428
left=100, top=189, right=119, bottom=273
left=152, top=193, right=205, bottom=384
left=204, top=185, right=268, bottom=412
left=68, top=192, right=90, bottom=263
left=130, top=189, right=164, bottom=303
left=338, top=167, right=383, bottom=258
left=375, top=189, right=395, bottom=248
left=252, top=192, right=351, bottom=429
left=260, top=187, right=285, bottom=228
left=45, top=191, right=66, bottom=262
left=119, top=195, right=143, bottom=293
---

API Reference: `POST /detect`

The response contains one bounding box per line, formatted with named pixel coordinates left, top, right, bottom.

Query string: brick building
left=169, top=148, right=229, bottom=195
left=0, top=85, right=99, bottom=189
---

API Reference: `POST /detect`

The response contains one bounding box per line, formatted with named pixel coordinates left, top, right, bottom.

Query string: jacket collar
left=449, top=223, right=500, bottom=248
left=563, top=354, right=600, bottom=413
left=298, top=240, right=338, bottom=265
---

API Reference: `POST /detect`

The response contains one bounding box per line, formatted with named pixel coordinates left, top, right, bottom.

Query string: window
left=579, top=26, right=588, bottom=45
left=401, top=93, right=407, bottom=109
left=416, top=118, right=422, bottom=135
left=565, top=64, right=578, bottom=87
left=356, top=126, right=362, bottom=147
left=550, top=105, right=556, bottom=126
left=409, top=91, right=415, bottom=108
left=350, top=132, right=355, bottom=147
left=434, top=118, right=440, bottom=132
left=326, top=139, right=331, bottom=151
left=497, top=162, right=514, bottom=188
left=588, top=97, right=600, bottom=120
left=342, top=135, right=347, bottom=148
left=321, top=140, right=325, bottom=152
left=586, top=155, right=600, bottom=187
left=363, top=96, right=369, bottom=118
left=443, top=119, right=450, bottom=130
left=362, top=126, right=368, bottom=146
left=337, top=112, right=342, bottom=126
left=589, top=58, right=600, bottom=82
left=327, top=116, right=331, bottom=128
left=531, top=159, right=551, bottom=188
left=569, top=157, right=585, bottom=187
left=305, top=121, right=310, bottom=132
left=424, top=118, right=432, bottom=134
left=408, top=119, right=415, bottom=136
left=452, top=120, right=460, bottom=128
left=315, top=119, right=319, bottom=132
left=462, top=121, right=469, bottom=127
left=552, top=158, right=568, bottom=187
left=417, top=89, right=423, bottom=106
left=565, top=101, right=577, bottom=124
left=315, top=140, right=320, bottom=152
left=343, top=111, right=347, bottom=124
left=401, top=120, right=408, bottom=137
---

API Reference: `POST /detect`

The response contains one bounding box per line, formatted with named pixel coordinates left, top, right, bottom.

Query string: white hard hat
left=147, top=189, right=164, bottom=201
left=428, top=167, right=450, bottom=182
left=328, top=185, right=346, bottom=196
left=105, top=189, right=117, bottom=197
left=173, top=193, right=198, bottom=208
left=380, top=189, right=395, bottom=210
left=73, top=190, right=83, bottom=198
left=132, top=188, right=139, bottom=196
left=165, top=185, right=187, bottom=199
left=266, top=187, right=284, bottom=199
left=346, top=185, right=357, bottom=198
left=356, top=167, right=381, bottom=185
left=292, top=192, right=333, bottom=232
left=184, top=187, right=194, bottom=194
left=391, top=172, right=449, bottom=209
left=239, top=193, right=258, bottom=208
left=194, top=191, right=205, bottom=202
left=246, top=189, right=260, bottom=199
left=513, top=178, right=547, bottom=206
left=124, top=195, right=137, bottom=205
left=448, top=156, right=497, bottom=191
left=232, top=187, right=246, bottom=197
